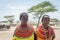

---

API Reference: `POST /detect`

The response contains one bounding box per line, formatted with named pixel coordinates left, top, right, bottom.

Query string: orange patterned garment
left=35, top=25, right=54, bottom=40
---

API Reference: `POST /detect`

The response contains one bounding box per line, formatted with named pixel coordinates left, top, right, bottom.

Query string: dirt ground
left=0, top=26, right=60, bottom=40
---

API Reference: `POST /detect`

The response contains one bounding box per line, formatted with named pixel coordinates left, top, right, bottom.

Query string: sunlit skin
left=42, top=16, right=55, bottom=40
left=12, top=13, right=34, bottom=40
left=42, top=17, right=50, bottom=29
left=34, top=15, right=55, bottom=40
left=20, top=15, right=28, bottom=27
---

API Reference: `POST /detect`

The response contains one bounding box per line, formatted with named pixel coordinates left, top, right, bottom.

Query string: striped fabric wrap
left=14, top=24, right=34, bottom=38
left=35, top=25, right=54, bottom=40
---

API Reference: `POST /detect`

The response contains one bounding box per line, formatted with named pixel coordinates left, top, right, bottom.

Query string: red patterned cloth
left=35, top=25, right=54, bottom=40
left=14, top=24, right=34, bottom=38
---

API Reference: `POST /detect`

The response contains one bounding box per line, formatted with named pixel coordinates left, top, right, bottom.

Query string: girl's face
left=43, top=17, right=50, bottom=26
left=21, top=15, right=28, bottom=24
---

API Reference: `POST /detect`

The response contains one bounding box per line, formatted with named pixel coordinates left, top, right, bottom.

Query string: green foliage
left=51, top=18, right=59, bottom=22
left=4, top=15, right=14, bottom=24
left=28, top=1, right=57, bottom=16
left=28, top=1, right=57, bottom=28
left=0, top=21, right=8, bottom=23
left=4, top=15, right=14, bottom=18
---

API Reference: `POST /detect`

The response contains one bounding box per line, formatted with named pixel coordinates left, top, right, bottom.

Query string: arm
left=34, top=32, right=37, bottom=40
left=52, top=32, right=55, bottom=40
left=51, top=28, right=55, bottom=40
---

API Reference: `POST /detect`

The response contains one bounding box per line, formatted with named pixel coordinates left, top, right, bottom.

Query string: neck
left=21, top=23, right=27, bottom=27
left=43, top=24, right=49, bottom=30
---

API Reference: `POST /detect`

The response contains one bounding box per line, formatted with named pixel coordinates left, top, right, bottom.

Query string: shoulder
left=49, top=26, right=55, bottom=34
left=27, top=23, right=33, bottom=27
left=37, top=25, right=42, bottom=29
left=49, top=26, right=54, bottom=31
left=36, top=25, right=43, bottom=32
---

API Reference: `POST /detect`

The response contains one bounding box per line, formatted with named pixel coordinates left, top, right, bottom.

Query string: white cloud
left=0, top=4, right=31, bottom=21
left=1, top=3, right=60, bottom=22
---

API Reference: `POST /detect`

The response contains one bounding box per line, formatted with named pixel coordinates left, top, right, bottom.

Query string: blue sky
left=0, top=0, right=60, bottom=21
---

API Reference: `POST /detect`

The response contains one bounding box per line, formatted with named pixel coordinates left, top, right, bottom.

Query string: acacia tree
left=4, top=15, right=14, bottom=24
left=51, top=18, right=59, bottom=25
left=28, top=1, right=57, bottom=28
